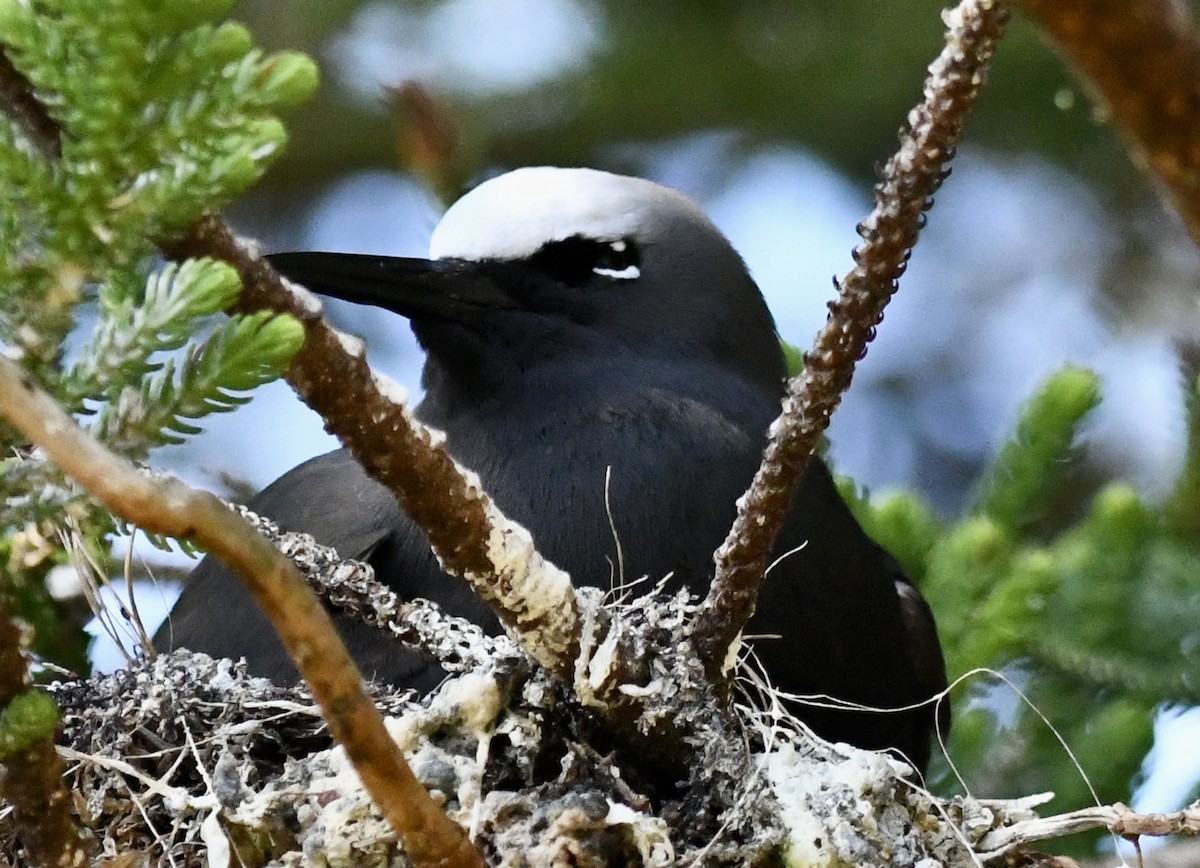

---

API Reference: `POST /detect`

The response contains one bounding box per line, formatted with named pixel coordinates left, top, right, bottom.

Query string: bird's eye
left=529, top=236, right=641, bottom=285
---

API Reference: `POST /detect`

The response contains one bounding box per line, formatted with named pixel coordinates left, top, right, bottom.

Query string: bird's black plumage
left=155, top=167, right=948, bottom=771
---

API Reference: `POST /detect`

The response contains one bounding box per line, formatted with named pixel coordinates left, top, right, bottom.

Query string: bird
left=155, top=167, right=948, bottom=772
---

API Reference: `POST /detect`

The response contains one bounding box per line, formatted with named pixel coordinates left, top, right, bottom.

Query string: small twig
left=386, top=80, right=462, bottom=205
left=0, top=355, right=483, bottom=868
left=691, top=0, right=1009, bottom=672
left=121, top=527, right=157, bottom=656
left=976, top=800, right=1200, bottom=858
left=1015, top=0, right=1200, bottom=249
left=0, top=598, right=91, bottom=867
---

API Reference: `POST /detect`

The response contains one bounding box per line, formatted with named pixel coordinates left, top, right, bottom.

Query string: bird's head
left=271, top=167, right=785, bottom=403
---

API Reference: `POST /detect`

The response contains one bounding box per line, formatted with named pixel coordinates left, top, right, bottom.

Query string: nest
left=0, top=523, right=1044, bottom=866
left=1, top=629, right=1025, bottom=864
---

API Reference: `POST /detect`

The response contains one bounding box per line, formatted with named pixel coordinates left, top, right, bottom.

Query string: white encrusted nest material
left=6, top=605, right=1026, bottom=866
left=766, top=738, right=966, bottom=867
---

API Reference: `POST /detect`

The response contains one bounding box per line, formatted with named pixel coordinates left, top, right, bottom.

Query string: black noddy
left=155, top=167, right=948, bottom=772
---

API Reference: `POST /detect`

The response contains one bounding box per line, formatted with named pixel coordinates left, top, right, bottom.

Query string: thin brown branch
left=976, top=799, right=1200, bottom=858
left=0, top=599, right=90, bottom=867
left=0, top=356, right=483, bottom=868
left=162, top=217, right=583, bottom=681
left=691, top=0, right=1009, bottom=671
left=0, top=599, right=26, bottom=705
left=1015, top=0, right=1200, bottom=249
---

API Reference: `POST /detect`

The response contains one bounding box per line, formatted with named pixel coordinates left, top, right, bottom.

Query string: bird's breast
left=418, top=375, right=772, bottom=596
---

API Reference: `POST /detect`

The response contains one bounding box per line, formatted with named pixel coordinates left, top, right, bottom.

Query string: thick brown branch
left=691, top=0, right=1009, bottom=671
left=0, top=599, right=25, bottom=706
left=1015, top=0, right=1200, bottom=248
left=0, top=600, right=90, bottom=867
left=161, top=217, right=583, bottom=681
left=0, top=356, right=483, bottom=868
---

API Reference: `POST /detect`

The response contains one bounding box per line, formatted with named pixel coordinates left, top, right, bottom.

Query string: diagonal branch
left=235, top=504, right=521, bottom=674
left=690, top=0, right=1010, bottom=672
left=162, top=218, right=583, bottom=680
left=1014, top=0, right=1200, bottom=249
left=0, top=354, right=483, bottom=868
left=975, top=798, right=1200, bottom=858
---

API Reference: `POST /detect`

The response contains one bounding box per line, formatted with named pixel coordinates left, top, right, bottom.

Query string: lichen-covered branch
left=235, top=505, right=521, bottom=673
left=0, top=354, right=483, bottom=868
left=241, top=503, right=719, bottom=812
left=692, top=0, right=1009, bottom=671
left=0, top=598, right=90, bottom=867
left=1015, top=0, right=1200, bottom=248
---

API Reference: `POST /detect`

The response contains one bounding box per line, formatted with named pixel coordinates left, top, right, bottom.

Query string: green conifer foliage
left=845, top=366, right=1200, bottom=836
left=0, top=0, right=315, bottom=672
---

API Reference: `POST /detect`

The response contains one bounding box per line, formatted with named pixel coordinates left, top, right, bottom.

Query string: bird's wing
left=890, top=558, right=952, bottom=739
left=152, top=449, right=429, bottom=685
left=246, top=448, right=403, bottom=558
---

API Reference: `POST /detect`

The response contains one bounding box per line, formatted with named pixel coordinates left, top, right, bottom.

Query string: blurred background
left=103, top=0, right=1200, bottom=853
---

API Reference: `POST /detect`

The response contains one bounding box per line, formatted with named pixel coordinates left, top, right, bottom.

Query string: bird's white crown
left=428, top=166, right=709, bottom=262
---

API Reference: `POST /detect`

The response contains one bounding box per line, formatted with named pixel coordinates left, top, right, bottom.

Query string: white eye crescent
left=592, top=239, right=640, bottom=280
left=593, top=265, right=640, bottom=280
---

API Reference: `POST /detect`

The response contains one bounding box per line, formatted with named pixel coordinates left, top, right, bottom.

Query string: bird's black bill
left=268, top=252, right=516, bottom=320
